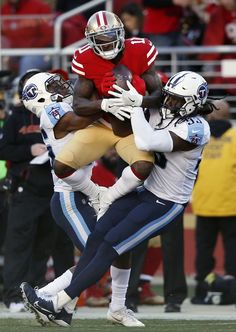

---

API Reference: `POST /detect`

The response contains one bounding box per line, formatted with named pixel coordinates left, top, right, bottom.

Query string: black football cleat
left=53, top=308, right=73, bottom=327
left=20, top=282, right=59, bottom=326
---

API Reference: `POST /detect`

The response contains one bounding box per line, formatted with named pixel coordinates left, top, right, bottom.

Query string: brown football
left=108, top=64, right=133, bottom=137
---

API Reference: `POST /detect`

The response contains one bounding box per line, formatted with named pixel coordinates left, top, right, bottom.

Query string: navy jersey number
left=187, top=117, right=202, bottom=125
left=155, top=152, right=167, bottom=169
left=47, top=145, right=55, bottom=166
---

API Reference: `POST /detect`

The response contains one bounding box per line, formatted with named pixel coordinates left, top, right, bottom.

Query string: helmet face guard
left=87, top=29, right=124, bottom=59
left=85, top=11, right=125, bottom=60
left=160, top=71, right=209, bottom=119
left=45, top=74, right=73, bottom=103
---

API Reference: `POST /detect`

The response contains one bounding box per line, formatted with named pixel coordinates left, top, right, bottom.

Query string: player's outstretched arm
left=131, top=107, right=197, bottom=152
left=73, top=77, right=103, bottom=116
left=141, top=64, right=163, bottom=109
left=131, top=107, right=173, bottom=152
left=54, top=111, right=101, bottom=138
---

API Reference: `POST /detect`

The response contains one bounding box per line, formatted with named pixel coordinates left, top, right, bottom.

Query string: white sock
left=61, top=169, right=99, bottom=199
left=56, top=290, right=72, bottom=310
left=110, top=266, right=131, bottom=312
left=38, top=269, right=73, bottom=296
left=64, top=297, right=78, bottom=314
left=106, top=166, right=142, bottom=202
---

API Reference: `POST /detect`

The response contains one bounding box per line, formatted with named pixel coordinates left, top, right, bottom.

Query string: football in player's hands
left=112, top=64, right=133, bottom=91
left=107, top=64, right=133, bottom=137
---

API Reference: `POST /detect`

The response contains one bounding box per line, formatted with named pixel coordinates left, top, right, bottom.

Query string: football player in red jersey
left=54, top=10, right=162, bottom=218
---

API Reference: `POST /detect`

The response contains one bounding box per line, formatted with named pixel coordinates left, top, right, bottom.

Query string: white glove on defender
left=108, top=81, right=143, bottom=107
left=101, top=98, right=133, bottom=121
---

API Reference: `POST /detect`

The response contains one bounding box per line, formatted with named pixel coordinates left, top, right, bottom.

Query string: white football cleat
left=107, top=307, right=145, bottom=327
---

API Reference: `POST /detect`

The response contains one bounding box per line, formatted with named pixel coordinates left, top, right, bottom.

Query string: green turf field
left=0, top=319, right=236, bottom=332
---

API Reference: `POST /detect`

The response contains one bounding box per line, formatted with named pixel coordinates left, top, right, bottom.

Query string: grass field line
left=1, top=300, right=236, bottom=321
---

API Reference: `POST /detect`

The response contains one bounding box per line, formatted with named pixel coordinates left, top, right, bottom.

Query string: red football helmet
left=85, top=11, right=125, bottom=60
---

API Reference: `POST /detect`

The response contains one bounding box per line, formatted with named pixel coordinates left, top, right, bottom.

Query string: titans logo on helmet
left=198, top=83, right=208, bottom=100
left=22, top=84, right=38, bottom=101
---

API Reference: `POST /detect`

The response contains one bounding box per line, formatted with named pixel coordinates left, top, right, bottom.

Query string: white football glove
left=108, top=80, right=143, bottom=107
left=101, top=99, right=133, bottom=121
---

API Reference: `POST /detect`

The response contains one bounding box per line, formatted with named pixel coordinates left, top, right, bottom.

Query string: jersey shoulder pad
left=125, top=38, right=158, bottom=68
left=71, top=44, right=94, bottom=77
left=170, top=116, right=210, bottom=146
left=41, top=102, right=72, bottom=129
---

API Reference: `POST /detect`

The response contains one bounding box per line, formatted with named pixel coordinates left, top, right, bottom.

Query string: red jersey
left=71, top=37, right=158, bottom=96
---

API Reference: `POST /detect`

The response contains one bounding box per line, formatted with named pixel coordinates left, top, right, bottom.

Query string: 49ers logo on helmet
left=22, top=84, right=38, bottom=101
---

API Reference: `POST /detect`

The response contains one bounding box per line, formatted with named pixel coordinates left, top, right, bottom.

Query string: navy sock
left=65, top=242, right=118, bottom=298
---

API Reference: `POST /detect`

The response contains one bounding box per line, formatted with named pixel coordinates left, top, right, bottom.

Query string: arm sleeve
left=131, top=107, right=173, bottom=152
left=139, top=39, right=158, bottom=73
left=43, top=102, right=72, bottom=129
left=71, top=49, right=87, bottom=77
left=169, top=117, right=210, bottom=146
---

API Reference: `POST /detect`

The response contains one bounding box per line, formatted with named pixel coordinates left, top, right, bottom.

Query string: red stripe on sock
left=131, top=166, right=146, bottom=181
left=57, top=170, right=75, bottom=179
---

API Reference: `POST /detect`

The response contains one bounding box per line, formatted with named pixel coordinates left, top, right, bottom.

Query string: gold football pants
left=56, top=123, right=154, bottom=169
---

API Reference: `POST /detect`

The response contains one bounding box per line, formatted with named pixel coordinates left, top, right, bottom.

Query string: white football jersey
left=40, top=102, right=92, bottom=192
left=145, top=111, right=210, bottom=204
